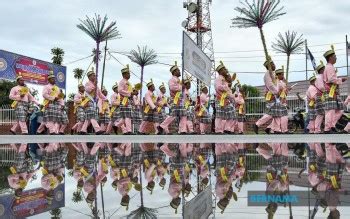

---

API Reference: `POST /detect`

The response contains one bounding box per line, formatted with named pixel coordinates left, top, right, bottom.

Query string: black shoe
left=274, top=132, right=282, bottom=135
left=331, top=127, right=338, bottom=133
left=224, top=130, right=232, bottom=134
left=264, top=128, right=271, bottom=134
left=70, top=129, right=75, bottom=135
left=324, top=130, right=332, bottom=134
left=253, top=124, right=259, bottom=134
left=238, top=132, right=244, bottom=135
left=283, top=131, right=292, bottom=134
left=124, top=132, right=133, bottom=135
left=179, top=132, right=187, bottom=135
left=79, top=131, right=87, bottom=135
left=59, top=132, right=65, bottom=135
left=96, top=130, right=105, bottom=135
left=157, top=126, right=165, bottom=135
left=157, top=143, right=163, bottom=148
left=10, top=130, right=16, bottom=135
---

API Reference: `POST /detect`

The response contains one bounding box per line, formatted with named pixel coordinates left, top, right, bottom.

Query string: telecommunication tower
left=182, top=0, right=216, bottom=93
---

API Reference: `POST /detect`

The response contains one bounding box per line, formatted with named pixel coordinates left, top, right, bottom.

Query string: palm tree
left=231, top=0, right=286, bottom=78
left=77, top=14, right=121, bottom=90
left=128, top=46, right=158, bottom=102
left=50, top=208, right=62, bottom=219
left=73, top=68, right=84, bottom=86
left=72, top=191, right=83, bottom=203
left=51, top=47, right=65, bottom=65
left=272, top=31, right=304, bottom=82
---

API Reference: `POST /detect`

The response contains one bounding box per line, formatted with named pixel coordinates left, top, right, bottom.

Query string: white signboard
left=184, top=185, right=213, bottom=219
left=182, top=31, right=212, bottom=86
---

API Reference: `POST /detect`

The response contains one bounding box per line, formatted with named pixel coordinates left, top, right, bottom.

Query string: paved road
left=0, top=134, right=349, bottom=144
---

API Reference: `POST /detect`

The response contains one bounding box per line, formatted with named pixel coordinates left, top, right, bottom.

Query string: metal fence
left=0, top=145, right=16, bottom=167
left=0, top=105, right=14, bottom=125
left=244, top=94, right=349, bottom=120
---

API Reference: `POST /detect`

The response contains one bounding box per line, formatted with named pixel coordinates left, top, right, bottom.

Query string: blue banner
left=0, top=49, right=66, bottom=89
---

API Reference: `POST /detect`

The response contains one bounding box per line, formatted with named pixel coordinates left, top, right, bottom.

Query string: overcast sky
left=1, top=0, right=350, bottom=96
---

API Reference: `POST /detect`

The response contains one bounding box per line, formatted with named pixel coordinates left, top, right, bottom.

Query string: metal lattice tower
left=183, top=0, right=216, bottom=93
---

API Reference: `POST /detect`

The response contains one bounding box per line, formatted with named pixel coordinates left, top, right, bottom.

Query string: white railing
left=0, top=105, right=15, bottom=125
left=0, top=145, right=16, bottom=167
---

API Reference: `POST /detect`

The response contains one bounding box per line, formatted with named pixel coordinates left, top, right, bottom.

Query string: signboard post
left=0, top=184, right=65, bottom=219
left=184, top=185, right=212, bottom=219
left=0, top=49, right=67, bottom=90
left=182, top=32, right=212, bottom=86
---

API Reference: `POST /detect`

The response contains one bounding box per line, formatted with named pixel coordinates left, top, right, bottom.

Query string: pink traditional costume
left=80, top=69, right=105, bottom=134
left=37, top=72, right=62, bottom=134
left=233, top=83, right=245, bottom=134
left=115, top=65, right=133, bottom=134
left=9, top=75, right=39, bottom=134
left=306, top=76, right=318, bottom=133
left=139, top=80, right=159, bottom=134
left=98, top=87, right=111, bottom=132
left=197, top=86, right=211, bottom=134
left=158, top=62, right=188, bottom=134
left=155, top=83, right=168, bottom=133
left=71, top=84, right=86, bottom=134
left=322, top=46, right=344, bottom=133
left=314, top=61, right=326, bottom=133
left=254, top=59, right=279, bottom=134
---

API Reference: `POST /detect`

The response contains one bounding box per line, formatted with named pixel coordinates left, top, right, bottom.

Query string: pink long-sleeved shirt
left=9, top=85, right=39, bottom=104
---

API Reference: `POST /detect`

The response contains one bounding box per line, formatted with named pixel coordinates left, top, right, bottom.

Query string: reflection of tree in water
left=0, top=168, right=11, bottom=194
left=50, top=208, right=62, bottom=219
left=72, top=191, right=83, bottom=203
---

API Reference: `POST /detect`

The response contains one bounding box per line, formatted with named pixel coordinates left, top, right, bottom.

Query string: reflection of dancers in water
left=8, top=143, right=35, bottom=199
left=256, top=143, right=289, bottom=218
left=40, top=143, right=67, bottom=204
left=194, top=143, right=212, bottom=187
left=311, top=142, right=347, bottom=219
left=167, top=147, right=192, bottom=214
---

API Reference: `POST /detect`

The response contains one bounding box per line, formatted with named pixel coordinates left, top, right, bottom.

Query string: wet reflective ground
left=1, top=142, right=350, bottom=219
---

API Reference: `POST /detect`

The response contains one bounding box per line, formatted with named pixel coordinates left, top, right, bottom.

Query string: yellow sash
left=157, top=97, right=167, bottom=113
left=19, top=179, right=27, bottom=189
left=101, top=160, right=108, bottom=172
left=11, top=101, right=18, bottom=109
left=80, top=167, right=89, bottom=177
left=102, top=101, right=109, bottom=114
left=185, top=164, right=190, bottom=173
left=281, top=174, right=287, bottom=183
left=49, top=177, right=56, bottom=189
left=330, top=175, right=339, bottom=189
left=121, top=169, right=128, bottom=178
left=280, top=90, right=286, bottom=99
left=109, top=96, right=121, bottom=117
left=267, top=172, right=273, bottom=182
left=81, top=97, right=89, bottom=107
left=121, top=83, right=132, bottom=106
left=239, top=157, right=244, bottom=166
left=321, top=93, right=325, bottom=102
left=144, top=95, right=157, bottom=114
left=157, top=160, right=162, bottom=166
left=174, top=170, right=181, bottom=183
left=173, top=92, right=181, bottom=105
left=310, top=164, right=316, bottom=172
left=219, top=92, right=227, bottom=107
left=42, top=168, right=48, bottom=176
left=239, top=104, right=244, bottom=114
left=198, top=155, right=205, bottom=165
left=329, top=84, right=337, bottom=98
left=309, top=100, right=315, bottom=107
left=144, top=159, right=150, bottom=168
left=10, top=167, right=17, bottom=174
left=42, top=85, right=59, bottom=112
left=198, top=107, right=205, bottom=117
left=265, top=91, right=273, bottom=101
left=185, top=100, right=191, bottom=109
left=108, top=155, right=116, bottom=168
left=12, top=87, right=29, bottom=108
left=220, top=167, right=228, bottom=182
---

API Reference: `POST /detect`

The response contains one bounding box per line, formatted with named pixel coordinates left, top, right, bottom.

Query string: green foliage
left=241, top=84, right=262, bottom=115
left=231, top=0, right=286, bottom=29
left=77, top=14, right=121, bottom=43
left=128, top=45, right=158, bottom=67
left=0, top=80, right=17, bottom=106
left=51, top=47, right=65, bottom=65
left=272, top=31, right=304, bottom=56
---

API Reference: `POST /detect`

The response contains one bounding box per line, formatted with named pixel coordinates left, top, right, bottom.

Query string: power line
left=64, top=54, right=94, bottom=65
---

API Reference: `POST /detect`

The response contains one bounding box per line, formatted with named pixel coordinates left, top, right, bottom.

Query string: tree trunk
left=139, top=158, right=144, bottom=207
left=101, top=40, right=108, bottom=88
left=95, top=42, right=100, bottom=97
left=259, top=28, right=273, bottom=81
left=139, top=66, right=144, bottom=103
left=286, top=54, right=290, bottom=83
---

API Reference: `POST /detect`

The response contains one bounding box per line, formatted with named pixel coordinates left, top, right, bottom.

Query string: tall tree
left=73, top=68, right=84, bottom=86
left=0, top=80, right=17, bottom=106
left=51, top=47, right=65, bottom=65
left=77, top=14, right=120, bottom=91
left=128, top=45, right=158, bottom=102
left=231, top=0, right=286, bottom=80
left=272, top=31, right=304, bottom=82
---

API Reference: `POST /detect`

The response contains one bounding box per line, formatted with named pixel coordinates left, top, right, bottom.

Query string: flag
left=307, top=48, right=317, bottom=70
